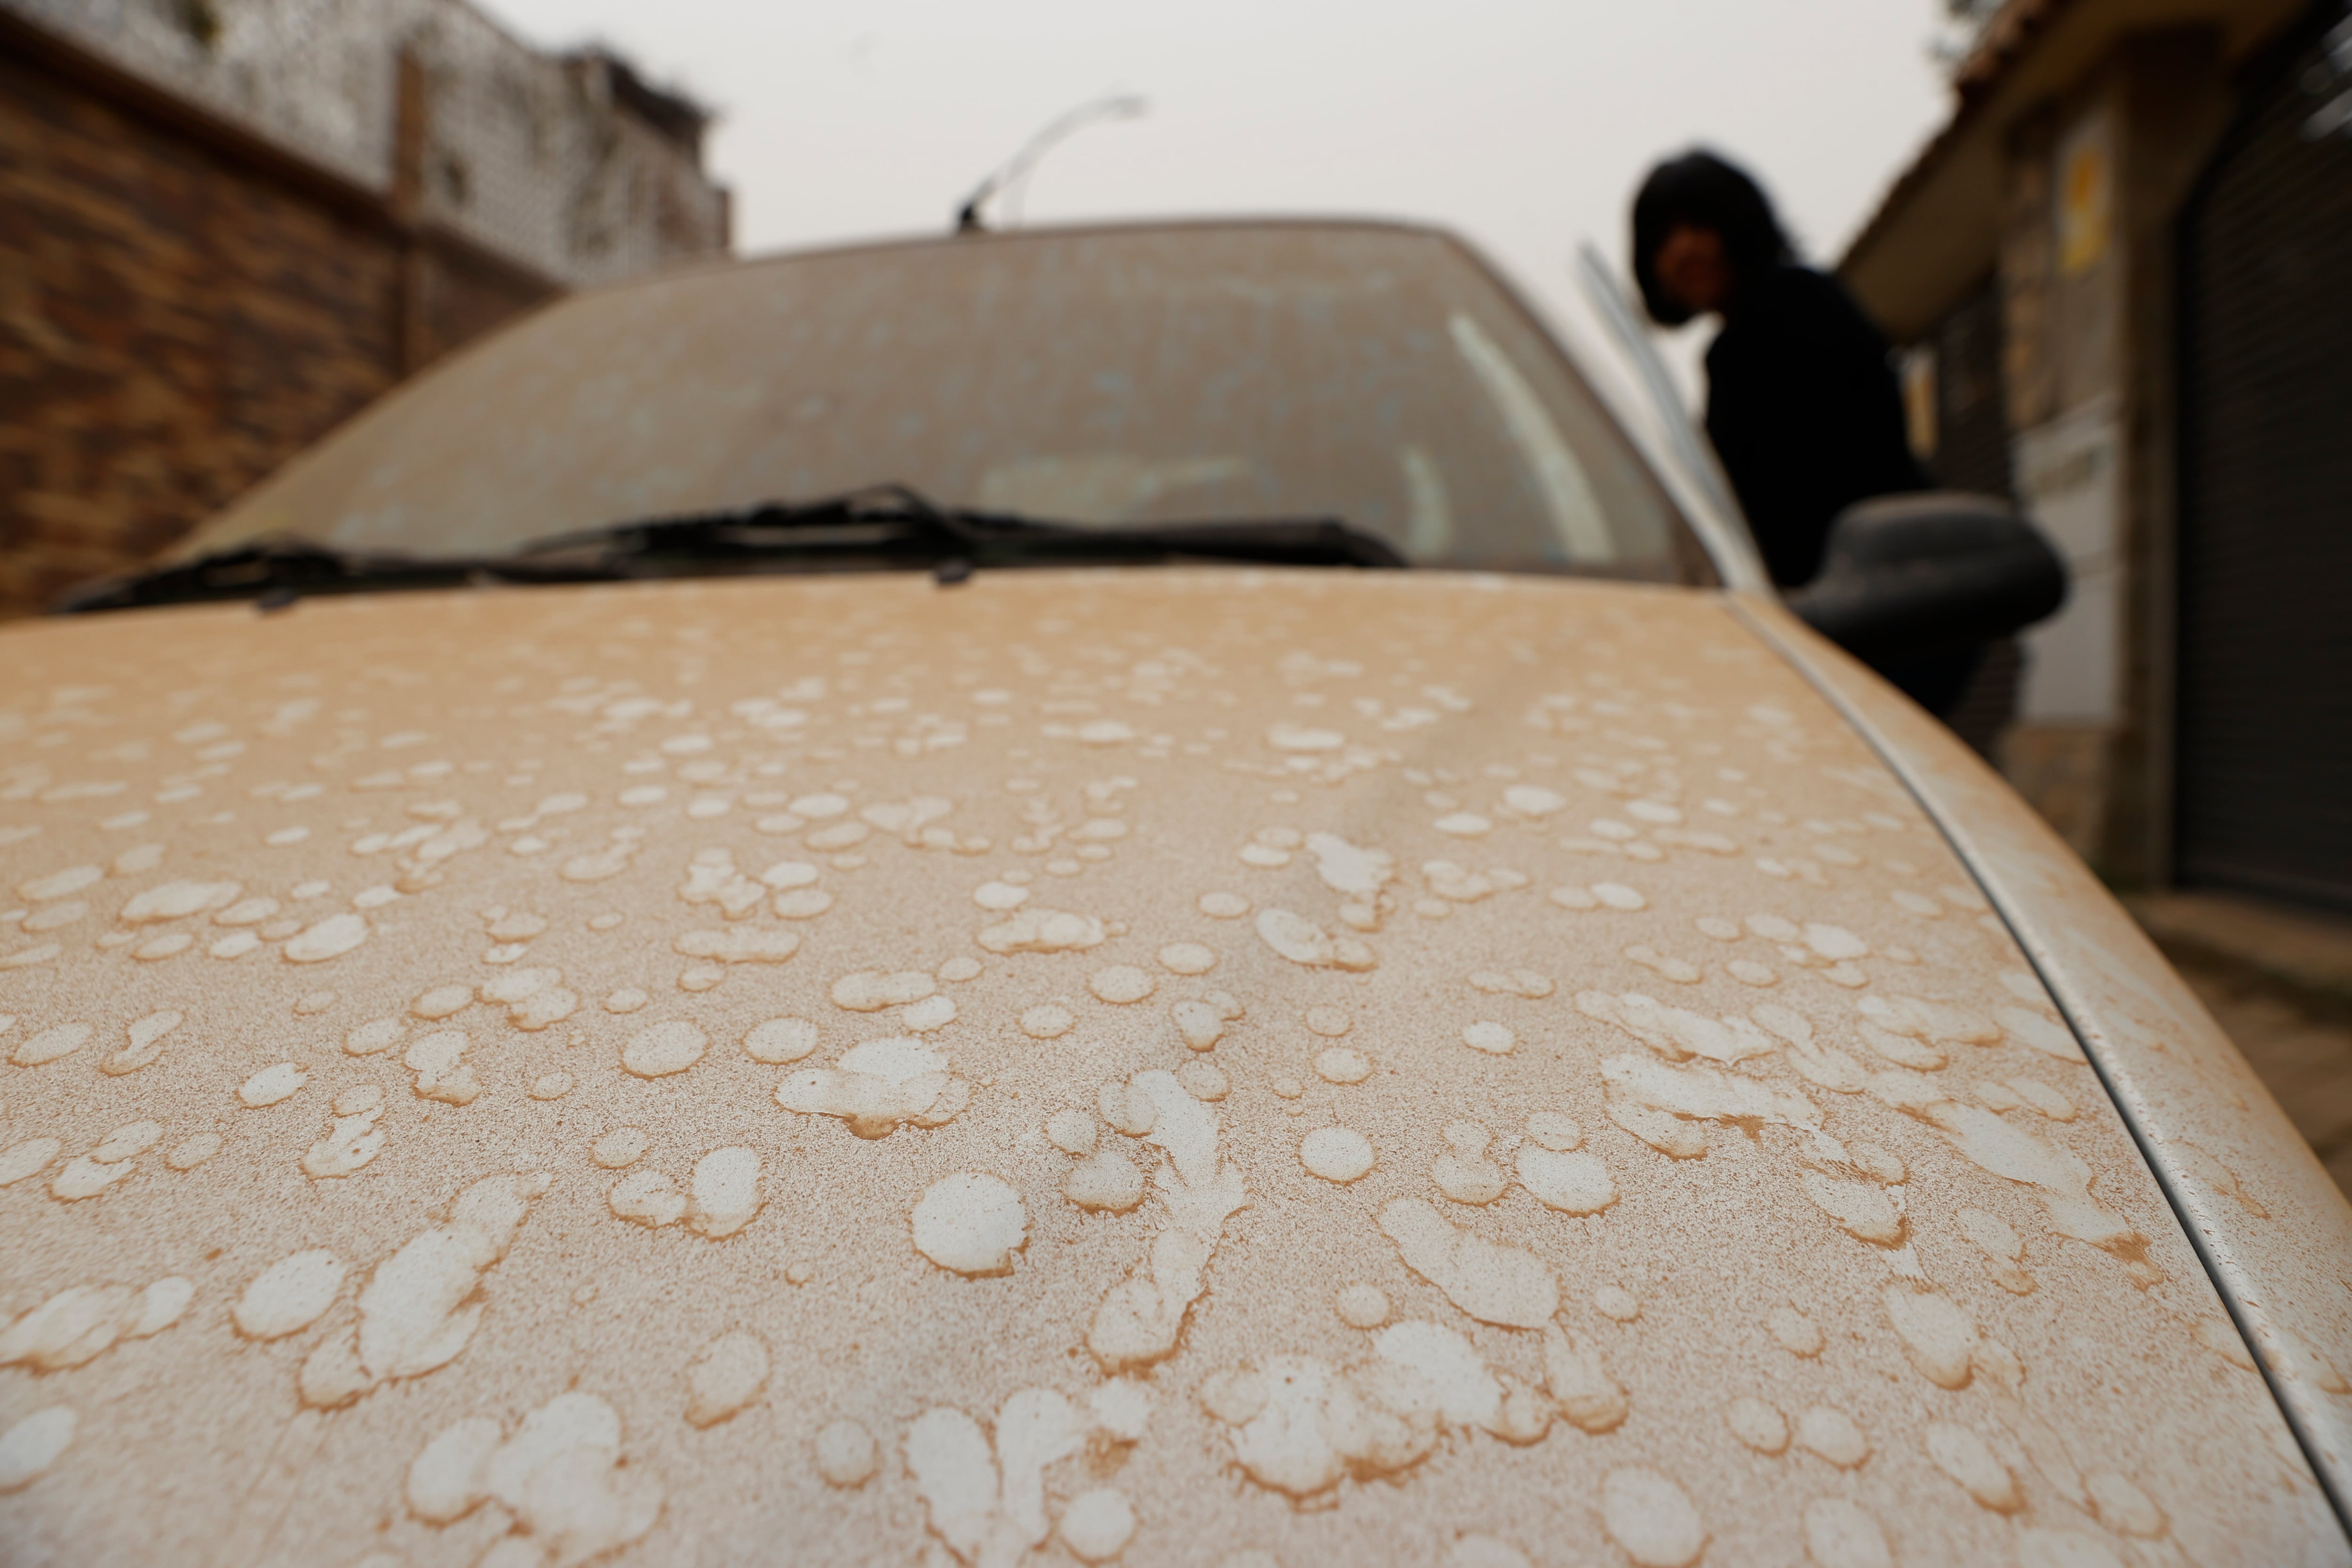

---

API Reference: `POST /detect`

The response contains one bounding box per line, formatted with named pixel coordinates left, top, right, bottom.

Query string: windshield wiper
left=51, top=536, right=615, bottom=615
left=57, top=486, right=1401, bottom=614
left=514, top=484, right=1406, bottom=574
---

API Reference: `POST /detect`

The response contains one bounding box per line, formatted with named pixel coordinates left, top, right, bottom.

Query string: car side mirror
left=1786, top=492, right=2068, bottom=659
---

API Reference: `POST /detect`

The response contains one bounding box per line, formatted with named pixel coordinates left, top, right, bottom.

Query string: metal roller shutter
left=2175, top=1, right=2352, bottom=913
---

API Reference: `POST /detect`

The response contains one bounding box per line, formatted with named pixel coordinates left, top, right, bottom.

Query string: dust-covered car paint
left=1750, top=598, right=2352, bottom=1523
left=2, top=568, right=2345, bottom=1567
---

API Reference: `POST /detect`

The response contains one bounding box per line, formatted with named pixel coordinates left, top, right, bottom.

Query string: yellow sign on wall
left=2057, top=109, right=2114, bottom=277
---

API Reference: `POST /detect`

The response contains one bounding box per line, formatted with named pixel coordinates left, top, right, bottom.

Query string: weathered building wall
left=4, top=0, right=727, bottom=287
left=0, top=1, right=727, bottom=619
left=1991, top=32, right=2233, bottom=879
left=0, top=41, right=406, bottom=615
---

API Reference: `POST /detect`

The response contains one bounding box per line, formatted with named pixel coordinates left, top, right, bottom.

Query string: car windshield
left=177, top=223, right=1702, bottom=578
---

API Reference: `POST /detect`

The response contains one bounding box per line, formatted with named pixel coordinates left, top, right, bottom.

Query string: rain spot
left=165, top=1133, right=220, bottom=1170
left=0, top=1137, right=61, bottom=1186
left=1461, top=1020, right=1515, bottom=1055
left=1580, top=993, right=1775, bottom=1066
left=1431, top=1122, right=1507, bottom=1205
left=282, top=912, right=368, bottom=963
left=1881, top=1283, right=1977, bottom=1389
left=832, top=970, right=936, bottom=1011
left=1803, top=1499, right=1893, bottom=1568
left=1299, top=1127, right=1375, bottom=1183
left=591, top=1128, right=649, bottom=1169
left=1255, top=909, right=1375, bottom=971
left=1305, top=833, right=1394, bottom=897
left=1170, top=999, right=1228, bottom=1051
left=297, top=1171, right=548, bottom=1408
left=912, top=1173, right=1027, bottom=1276
left=1198, top=1326, right=1551, bottom=1501
left=0, top=1407, right=75, bottom=1492
left=119, top=878, right=239, bottom=923
left=1378, top=1199, right=1557, bottom=1327
left=1020, top=1005, right=1074, bottom=1040
left=1064, top=1149, right=1147, bottom=1213
left=609, top=1170, right=686, bottom=1228
left=1, top=1277, right=193, bottom=1369
left=1046, top=1110, right=1097, bottom=1154
left=18, top=866, right=101, bottom=902
left=1516, top=1146, right=1616, bottom=1214
left=1059, top=1489, right=1136, bottom=1562
left=977, top=909, right=1107, bottom=955
left=777, top=1036, right=969, bottom=1138
left=1725, top=1397, right=1788, bottom=1454
left=1623, top=946, right=1700, bottom=983
left=2086, top=1472, right=2166, bottom=1538
left=1957, top=1207, right=2034, bottom=1294
left=1176, top=1061, right=1228, bottom=1101
left=411, top=985, right=473, bottom=1021
left=745, top=1017, right=819, bottom=1063
left=12, top=1022, right=91, bottom=1067
left=1468, top=968, right=1552, bottom=998
left=232, top=1250, right=345, bottom=1340
left=814, top=1420, right=878, bottom=1488
left=1793, top=1405, right=1870, bottom=1468
left=1998, top=1006, right=2085, bottom=1062
left=687, top=1147, right=764, bottom=1238
left=479, top=966, right=579, bottom=1030
left=684, top=1330, right=771, bottom=1426
left=622, top=1020, right=708, bottom=1078
left=403, top=1392, right=660, bottom=1560
left=1769, top=1305, right=1825, bottom=1357
left=1090, top=965, right=1156, bottom=1004
left=1314, top=1048, right=1372, bottom=1084
left=238, top=1062, right=308, bottom=1107
left=1599, top=1466, right=1705, bottom=1568
left=404, top=1030, right=479, bottom=1106
left=1335, top=1285, right=1390, bottom=1329
left=1923, top=1422, right=2020, bottom=1512
left=1088, top=1070, right=1247, bottom=1371
left=304, top=1095, right=386, bottom=1178
left=675, top=927, right=800, bottom=966
left=905, top=1388, right=1147, bottom=1565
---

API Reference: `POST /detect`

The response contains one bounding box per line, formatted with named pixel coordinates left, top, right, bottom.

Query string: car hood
left=1, top=569, right=2339, bottom=1565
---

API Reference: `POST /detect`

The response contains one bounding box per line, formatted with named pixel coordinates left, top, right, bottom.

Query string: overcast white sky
left=477, top=0, right=1958, bottom=408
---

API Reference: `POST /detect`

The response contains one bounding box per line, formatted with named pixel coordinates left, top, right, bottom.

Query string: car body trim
left=1735, top=590, right=2352, bottom=1540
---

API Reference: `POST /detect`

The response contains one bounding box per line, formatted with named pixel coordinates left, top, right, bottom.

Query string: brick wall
left=0, top=0, right=741, bottom=622
left=0, top=38, right=555, bottom=619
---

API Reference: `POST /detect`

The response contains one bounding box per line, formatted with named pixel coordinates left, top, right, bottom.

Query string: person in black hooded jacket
left=1632, top=149, right=1928, bottom=586
left=1631, top=151, right=1980, bottom=716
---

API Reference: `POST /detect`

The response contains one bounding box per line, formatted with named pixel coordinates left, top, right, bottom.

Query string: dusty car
left=3, top=221, right=2348, bottom=1568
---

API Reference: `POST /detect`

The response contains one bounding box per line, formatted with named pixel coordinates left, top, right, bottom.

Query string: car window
left=182, top=224, right=1704, bottom=579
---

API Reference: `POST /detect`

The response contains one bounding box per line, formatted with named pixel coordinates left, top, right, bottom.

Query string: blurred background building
left=1845, top=0, right=2352, bottom=1190
left=0, top=0, right=730, bottom=617
left=1843, top=0, right=2351, bottom=919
